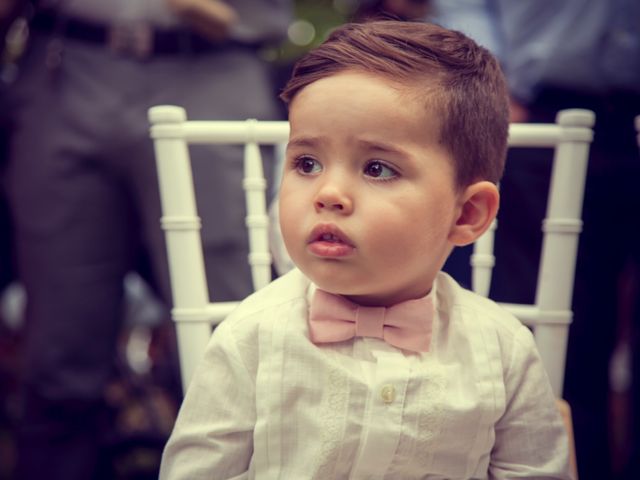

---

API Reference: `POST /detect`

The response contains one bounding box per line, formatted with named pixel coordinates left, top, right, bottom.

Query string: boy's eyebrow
left=356, top=139, right=411, bottom=157
left=286, top=136, right=322, bottom=149
left=286, top=137, right=411, bottom=157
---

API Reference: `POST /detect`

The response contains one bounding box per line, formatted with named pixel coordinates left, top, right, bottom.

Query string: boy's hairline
left=281, top=66, right=480, bottom=191
left=279, top=20, right=509, bottom=189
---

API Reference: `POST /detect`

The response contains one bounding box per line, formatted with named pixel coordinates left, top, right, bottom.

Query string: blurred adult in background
left=352, top=0, right=432, bottom=22
left=0, top=0, right=19, bottom=302
left=3, top=0, right=291, bottom=479
left=435, top=1, right=640, bottom=478
left=0, top=4, right=21, bottom=478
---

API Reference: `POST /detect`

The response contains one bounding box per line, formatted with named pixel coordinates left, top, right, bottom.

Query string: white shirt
left=160, top=269, right=571, bottom=479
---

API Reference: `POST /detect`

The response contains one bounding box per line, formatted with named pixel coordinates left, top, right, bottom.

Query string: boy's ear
left=449, top=181, right=500, bottom=246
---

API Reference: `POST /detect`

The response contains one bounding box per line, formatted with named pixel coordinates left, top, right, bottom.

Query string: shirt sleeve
left=159, top=321, right=256, bottom=480
left=489, top=326, right=573, bottom=479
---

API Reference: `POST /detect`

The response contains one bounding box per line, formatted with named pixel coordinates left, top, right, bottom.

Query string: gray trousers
left=5, top=31, right=281, bottom=478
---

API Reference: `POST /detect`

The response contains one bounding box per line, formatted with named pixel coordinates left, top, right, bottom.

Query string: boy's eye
left=364, top=160, right=397, bottom=179
left=294, top=156, right=322, bottom=174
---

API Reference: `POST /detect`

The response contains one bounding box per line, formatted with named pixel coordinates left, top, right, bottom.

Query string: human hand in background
left=167, top=0, right=238, bottom=42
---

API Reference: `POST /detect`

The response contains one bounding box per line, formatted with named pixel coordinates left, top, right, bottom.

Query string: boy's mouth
left=308, top=224, right=353, bottom=246
left=307, top=224, right=355, bottom=257
left=318, top=233, right=342, bottom=242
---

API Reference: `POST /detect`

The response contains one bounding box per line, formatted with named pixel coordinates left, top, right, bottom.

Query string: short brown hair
left=280, top=21, right=509, bottom=187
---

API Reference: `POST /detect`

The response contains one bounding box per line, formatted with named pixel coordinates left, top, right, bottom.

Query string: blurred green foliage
left=266, top=0, right=356, bottom=64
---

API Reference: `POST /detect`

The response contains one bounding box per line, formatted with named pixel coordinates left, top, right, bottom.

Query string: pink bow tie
left=308, top=289, right=434, bottom=353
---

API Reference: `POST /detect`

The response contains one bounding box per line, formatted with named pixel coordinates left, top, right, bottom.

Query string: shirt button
left=380, top=384, right=396, bottom=404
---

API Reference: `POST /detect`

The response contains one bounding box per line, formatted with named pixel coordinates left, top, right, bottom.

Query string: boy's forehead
left=287, top=72, right=450, bottom=163
left=292, top=69, right=443, bottom=115
left=289, top=70, right=444, bottom=136
left=309, top=68, right=426, bottom=94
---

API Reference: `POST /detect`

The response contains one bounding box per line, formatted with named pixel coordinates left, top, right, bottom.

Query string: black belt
left=30, top=10, right=234, bottom=58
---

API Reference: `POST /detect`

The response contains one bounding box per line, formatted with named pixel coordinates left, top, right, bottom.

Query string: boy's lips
left=307, top=224, right=355, bottom=257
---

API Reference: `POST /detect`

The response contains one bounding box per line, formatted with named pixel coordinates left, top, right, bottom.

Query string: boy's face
left=279, top=70, right=465, bottom=306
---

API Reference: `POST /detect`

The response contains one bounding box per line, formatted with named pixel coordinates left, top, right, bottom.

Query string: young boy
left=159, top=21, right=571, bottom=479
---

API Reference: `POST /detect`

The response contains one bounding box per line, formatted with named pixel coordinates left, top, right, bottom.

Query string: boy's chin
left=303, top=272, right=357, bottom=298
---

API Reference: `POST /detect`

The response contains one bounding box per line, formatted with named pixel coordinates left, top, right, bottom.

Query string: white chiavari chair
left=149, top=106, right=594, bottom=477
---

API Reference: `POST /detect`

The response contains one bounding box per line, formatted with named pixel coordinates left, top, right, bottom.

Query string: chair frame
left=471, top=110, right=594, bottom=396
left=149, top=106, right=594, bottom=397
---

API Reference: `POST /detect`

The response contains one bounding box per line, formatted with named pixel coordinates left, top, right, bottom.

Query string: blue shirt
left=432, top=0, right=640, bottom=102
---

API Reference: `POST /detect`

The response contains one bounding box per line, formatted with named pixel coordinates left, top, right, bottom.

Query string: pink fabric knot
left=308, top=289, right=433, bottom=353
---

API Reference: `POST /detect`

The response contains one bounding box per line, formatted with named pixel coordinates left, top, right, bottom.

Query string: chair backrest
left=148, top=106, right=594, bottom=396
left=471, top=109, right=594, bottom=396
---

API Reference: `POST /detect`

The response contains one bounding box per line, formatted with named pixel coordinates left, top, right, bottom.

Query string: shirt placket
left=350, top=349, right=410, bottom=479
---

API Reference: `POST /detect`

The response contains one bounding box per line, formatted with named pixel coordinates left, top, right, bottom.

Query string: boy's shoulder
left=435, top=271, right=530, bottom=341
left=220, top=268, right=310, bottom=331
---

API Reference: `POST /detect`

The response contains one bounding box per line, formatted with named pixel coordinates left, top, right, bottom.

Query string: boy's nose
left=314, top=184, right=353, bottom=214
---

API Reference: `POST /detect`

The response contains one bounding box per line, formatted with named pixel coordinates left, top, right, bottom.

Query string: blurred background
left=0, top=1, right=638, bottom=479
left=5, top=3, right=359, bottom=479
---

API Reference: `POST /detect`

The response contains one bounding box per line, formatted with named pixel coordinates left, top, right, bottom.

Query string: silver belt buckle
left=108, top=22, right=153, bottom=59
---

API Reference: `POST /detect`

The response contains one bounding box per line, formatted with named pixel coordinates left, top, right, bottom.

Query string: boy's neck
left=331, top=282, right=435, bottom=308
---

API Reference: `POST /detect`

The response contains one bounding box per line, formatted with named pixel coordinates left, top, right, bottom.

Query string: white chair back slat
left=507, top=124, right=562, bottom=146
left=180, top=121, right=290, bottom=144
left=149, top=105, right=213, bottom=389
left=149, top=106, right=594, bottom=396
left=243, top=119, right=272, bottom=291
left=533, top=109, right=594, bottom=394
left=149, top=107, right=291, bottom=390
left=470, top=219, right=497, bottom=297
